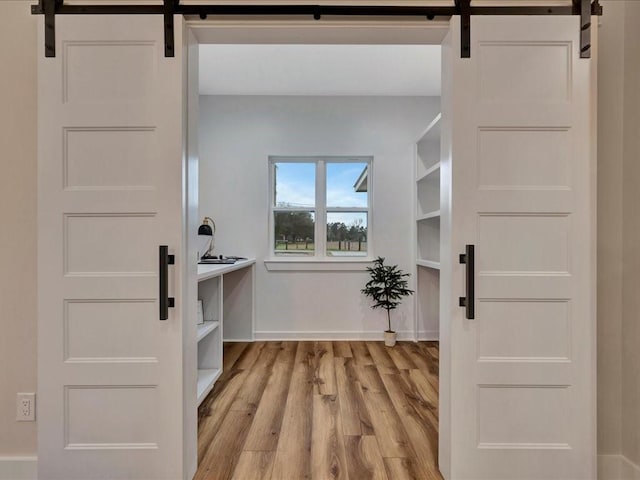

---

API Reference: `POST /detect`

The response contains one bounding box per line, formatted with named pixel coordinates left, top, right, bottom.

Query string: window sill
left=264, top=258, right=374, bottom=271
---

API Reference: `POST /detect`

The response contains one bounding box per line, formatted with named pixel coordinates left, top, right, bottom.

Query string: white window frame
left=266, top=156, right=373, bottom=270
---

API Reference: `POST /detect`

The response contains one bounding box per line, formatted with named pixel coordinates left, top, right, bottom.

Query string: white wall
left=199, top=95, right=440, bottom=339
left=597, top=0, right=624, bottom=459
left=0, top=1, right=38, bottom=461
left=621, top=0, right=640, bottom=471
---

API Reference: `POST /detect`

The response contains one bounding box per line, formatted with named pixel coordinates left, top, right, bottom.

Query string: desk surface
left=197, top=258, right=256, bottom=282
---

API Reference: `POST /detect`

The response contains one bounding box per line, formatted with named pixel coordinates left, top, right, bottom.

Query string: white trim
left=0, top=457, right=37, bottom=480
left=254, top=330, right=438, bottom=341
left=264, top=259, right=373, bottom=271
left=598, top=455, right=640, bottom=480
left=620, top=456, right=640, bottom=479
left=418, top=330, right=439, bottom=341
left=317, top=159, right=327, bottom=256
left=268, top=156, right=372, bottom=261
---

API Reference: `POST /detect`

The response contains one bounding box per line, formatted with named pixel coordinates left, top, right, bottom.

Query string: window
left=270, top=157, right=372, bottom=260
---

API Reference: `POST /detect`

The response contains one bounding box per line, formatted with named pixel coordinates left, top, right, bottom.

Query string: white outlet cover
left=16, top=392, right=35, bottom=421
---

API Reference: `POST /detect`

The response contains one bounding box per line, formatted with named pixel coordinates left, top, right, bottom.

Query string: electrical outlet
left=16, top=393, right=35, bottom=422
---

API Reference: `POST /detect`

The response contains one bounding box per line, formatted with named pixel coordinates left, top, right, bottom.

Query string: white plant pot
left=384, top=331, right=397, bottom=347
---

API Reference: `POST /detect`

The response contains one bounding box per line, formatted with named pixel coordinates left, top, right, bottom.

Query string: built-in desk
left=196, top=258, right=255, bottom=405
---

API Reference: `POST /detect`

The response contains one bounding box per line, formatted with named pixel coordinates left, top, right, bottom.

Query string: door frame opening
left=186, top=18, right=449, bottom=478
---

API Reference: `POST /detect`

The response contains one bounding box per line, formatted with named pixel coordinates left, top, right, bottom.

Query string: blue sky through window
left=275, top=161, right=368, bottom=227
left=326, top=163, right=368, bottom=209
left=274, top=162, right=315, bottom=207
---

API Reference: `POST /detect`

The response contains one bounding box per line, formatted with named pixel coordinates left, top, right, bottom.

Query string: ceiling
left=199, top=44, right=441, bottom=96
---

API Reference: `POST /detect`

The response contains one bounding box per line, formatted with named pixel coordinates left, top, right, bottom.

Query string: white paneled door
left=440, top=16, right=596, bottom=479
left=37, top=15, right=188, bottom=479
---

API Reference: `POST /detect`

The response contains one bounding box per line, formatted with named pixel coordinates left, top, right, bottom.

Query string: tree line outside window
left=274, top=210, right=367, bottom=252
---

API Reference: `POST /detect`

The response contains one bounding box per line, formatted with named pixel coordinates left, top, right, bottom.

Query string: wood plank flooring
left=196, top=341, right=442, bottom=480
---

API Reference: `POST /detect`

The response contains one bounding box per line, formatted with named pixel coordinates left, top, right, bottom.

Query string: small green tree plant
left=361, top=257, right=414, bottom=334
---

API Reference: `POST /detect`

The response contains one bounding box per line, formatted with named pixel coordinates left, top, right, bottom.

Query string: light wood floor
left=196, top=341, right=442, bottom=480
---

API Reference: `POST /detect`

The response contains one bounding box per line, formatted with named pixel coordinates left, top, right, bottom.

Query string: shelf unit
left=417, top=210, right=441, bottom=222
left=414, top=113, right=441, bottom=341
left=197, top=275, right=223, bottom=406
left=197, top=321, right=220, bottom=342
left=416, top=113, right=441, bottom=267
left=195, top=259, right=256, bottom=407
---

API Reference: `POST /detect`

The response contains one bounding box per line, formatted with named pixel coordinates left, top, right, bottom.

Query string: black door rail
left=32, top=0, right=602, bottom=59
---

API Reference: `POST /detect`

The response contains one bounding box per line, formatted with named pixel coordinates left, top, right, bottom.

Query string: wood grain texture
left=314, top=341, right=336, bottom=395
left=400, top=342, right=432, bottom=371
left=350, top=341, right=374, bottom=365
left=230, top=342, right=280, bottom=412
left=197, top=368, right=250, bottom=462
left=335, top=357, right=374, bottom=436
left=366, top=341, right=399, bottom=374
left=196, top=341, right=442, bottom=480
left=383, top=457, right=426, bottom=480
left=231, top=451, right=274, bottom=480
left=311, top=394, right=348, bottom=479
left=381, top=372, right=439, bottom=478
left=333, top=341, right=353, bottom=358
left=387, top=344, right=418, bottom=370
left=243, top=342, right=297, bottom=451
left=270, top=341, right=315, bottom=480
left=195, top=409, right=255, bottom=480
left=344, top=436, right=388, bottom=480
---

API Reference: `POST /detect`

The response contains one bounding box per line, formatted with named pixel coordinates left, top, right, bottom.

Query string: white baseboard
left=417, top=330, right=439, bottom=341
left=599, top=454, right=640, bottom=480
left=254, top=330, right=438, bottom=341
left=0, top=456, right=37, bottom=480
left=621, top=456, right=640, bottom=480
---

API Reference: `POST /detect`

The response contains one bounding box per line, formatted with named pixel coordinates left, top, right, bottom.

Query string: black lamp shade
left=198, top=224, right=213, bottom=236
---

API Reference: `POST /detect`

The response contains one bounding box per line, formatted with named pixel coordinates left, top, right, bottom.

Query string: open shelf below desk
left=197, top=368, right=222, bottom=406
left=195, top=258, right=255, bottom=409
left=197, top=321, right=220, bottom=343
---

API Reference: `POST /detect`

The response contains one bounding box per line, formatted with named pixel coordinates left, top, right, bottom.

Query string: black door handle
left=159, top=245, right=175, bottom=320
left=458, top=244, right=475, bottom=320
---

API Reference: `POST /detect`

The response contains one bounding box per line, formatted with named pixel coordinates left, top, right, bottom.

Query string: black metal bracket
left=164, top=0, right=178, bottom=58
left=575, top=0, right=592, bottom=58
left=32, top=1, right=603, bottom=59
left=38, top=0, right=63, bottom=57
left=456, top=0, right=471, bottom=58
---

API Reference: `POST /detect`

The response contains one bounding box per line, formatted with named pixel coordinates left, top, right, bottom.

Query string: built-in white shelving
left=197, top=321, right=220, bottom=342
left=197, top=368, right=222, bottom=405
left=417, top=210, right=441, bottom=222
left=196, top=259, right=255, bottom=407
left=414, top=113, right=442, bottom=341
left=417, top=162, right=441, bottom=183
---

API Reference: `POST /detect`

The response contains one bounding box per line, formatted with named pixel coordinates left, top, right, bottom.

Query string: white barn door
left=441, top=16, right=596, bottom=479
left=37, top=15, right=188, bottom=479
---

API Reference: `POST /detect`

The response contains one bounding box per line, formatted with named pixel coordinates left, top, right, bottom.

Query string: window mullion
left=269, top=160, right=275, bottom=255
left=316, top=160, right=327, bottom=258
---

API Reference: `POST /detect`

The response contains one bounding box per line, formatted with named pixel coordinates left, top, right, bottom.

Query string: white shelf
left=197, top=368, right=222, bottom=406
left=416, top=113, right=442, bottom=142
left=417, top=210, right=441, bottom=222
left=415, top=112, right=442, bottom=343
left=197, top=321, right=220, bottom=342
left=417, top=259, right=441, bottom=270
left=417, top=162, right=441, bottom=183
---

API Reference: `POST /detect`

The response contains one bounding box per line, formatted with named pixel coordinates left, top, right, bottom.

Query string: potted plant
left=361, top=256, right=414, bottom=347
